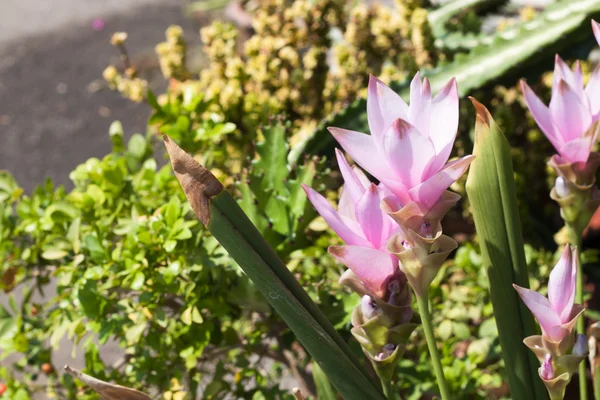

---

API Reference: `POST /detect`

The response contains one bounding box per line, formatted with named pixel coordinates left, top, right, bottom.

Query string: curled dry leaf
left=64, top=365, right=152, bottom=400
left=163, top=135, right=223, bottom=225
left=293, top=387, right=306, bottom=400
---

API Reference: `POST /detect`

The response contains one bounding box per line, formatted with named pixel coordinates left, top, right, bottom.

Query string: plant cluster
left=2, top=0, right=600, bottom=399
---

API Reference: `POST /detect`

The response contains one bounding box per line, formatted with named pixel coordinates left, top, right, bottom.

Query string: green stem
left=567, top=225, right=587, bottom=400
left=380, top=379, right=399, bottom=400
left=594, top=365, right=600, bottom=400
left=416, top=294, right=451, bottom=400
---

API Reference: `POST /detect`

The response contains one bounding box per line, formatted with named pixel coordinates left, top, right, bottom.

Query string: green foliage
left=0, top=124, right=335, bottom=399
left=146, top=87, right=238, bottom=169
left=236, top=121, right=328, bottom=256
left=202, top=185, right=385, bottom=400
left=396, top=243, right=554, bottom=400
left=312, top=362, right=338, bottom=400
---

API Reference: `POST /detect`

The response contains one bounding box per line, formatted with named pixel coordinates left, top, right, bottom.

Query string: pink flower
left=593, top=20, right=600, bottom=46
left=520, top=49, right=600, bottom=164
left=540, top=354, right=554, bottom=381
left=513, top=245, right=582, bottom=342
left=91, top=18, right=105, bottom=32
left=302, top=149, right=400, bottom=297
left=328, top=73, right=474, bottom=210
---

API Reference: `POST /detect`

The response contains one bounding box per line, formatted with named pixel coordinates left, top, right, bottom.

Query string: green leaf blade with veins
left=253, top=122, right=291, bottom=197
left=238, top=120, right=326, bottom=253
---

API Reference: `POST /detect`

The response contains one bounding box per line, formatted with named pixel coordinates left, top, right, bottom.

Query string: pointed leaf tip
left=162, top=135, right=223, bottom=226
left=64, top=365, right=152, bottom=400
left=469, top=97, right=492, bottom=125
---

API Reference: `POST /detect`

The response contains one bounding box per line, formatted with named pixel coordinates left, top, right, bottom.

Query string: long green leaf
left=289, top=0, right=600, bottom=163
left=163, top=136, right=384, bottom=400
left=465, top=100, right=545, bottom=400
left=312, top=361, right=338, bottom=400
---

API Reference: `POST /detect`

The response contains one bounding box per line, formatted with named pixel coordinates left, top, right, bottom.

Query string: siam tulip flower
left=328, top=73, right=474, bottom=212
left=594, top=20, right=600, bottom=46
left=520, top=51, right=600, bottom=165
left=540, top=354, right=554, bottom=381
left=303, top=151, right=417, bottom=378
left=302, top=149, right=401, bottom=298
left=513, top=245, right=584, bottom=343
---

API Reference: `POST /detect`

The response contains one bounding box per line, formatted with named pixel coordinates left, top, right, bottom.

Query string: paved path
left=0, top=0, right=202, bottom=192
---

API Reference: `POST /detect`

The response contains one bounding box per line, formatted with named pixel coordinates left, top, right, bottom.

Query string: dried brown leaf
left=64, top=365, right=152, bottom=400
left=163, top=135, right=223, bottom=225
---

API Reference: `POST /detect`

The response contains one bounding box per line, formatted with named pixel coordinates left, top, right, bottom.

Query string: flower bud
left=540, top=354, right=554, bottom=380
left=419, top=222, right=433, bottom=239
left=361, top=295, right=379, bottom=320
left=387, top=279, right=405, bottom=306
left=573, top=334, right=589, bottom=356
left=102, top=65, right=119, bottom=84
left=555, top=177, right=569, bottom=198
left=376, top=343, right=396, bottom=361
left=110, top=32, right=128, bottom=46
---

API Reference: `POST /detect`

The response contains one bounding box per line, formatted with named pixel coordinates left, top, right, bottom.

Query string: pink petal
left=548, top=245, right=576, bottom=322
left=408, top=155, right=475, bottom=209
left=329, top=246, right=398, bottom=297
left=513, top=284, right=562, bottom=337
left=367, top=75, right=409, bottom=145
left=427, top=78, right=459, bottom=176
left=379, top=178, right=412, bottom=205
left=409, top=73, right=432, bottom=135
left=520, top=80, right=563, bottom=151
left=553, top=55, right=586, bottom=103
left=559, top=137, right=593, bottom=164
left=352, top=165, right=371, bottom=189
left=585, top=65, right=600, bottom=117
left=381, top=118, right=436, bottom=188
left=91, top=18, right=105, bottom=31
left=335, top=149, right=366, bottom=205
left=573, top=61, right=585, bottom=94
left=355, top=184, right=387, bottom=248
left=337, top=186, right=355, bottom=220
left=329, top=127, right=394, bottom=181
left=593, top=20, right=600, bottom=46
left=302, top=185, right=371, bottom=247
left=375, top=186, right=402, bottom=244
left=549, top=79, right=592, bottom=142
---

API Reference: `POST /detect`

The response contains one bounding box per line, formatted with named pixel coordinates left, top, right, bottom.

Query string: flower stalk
left=415, top=293, right=451, bottom=400
left=568, top=226, right=588, bottom=400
